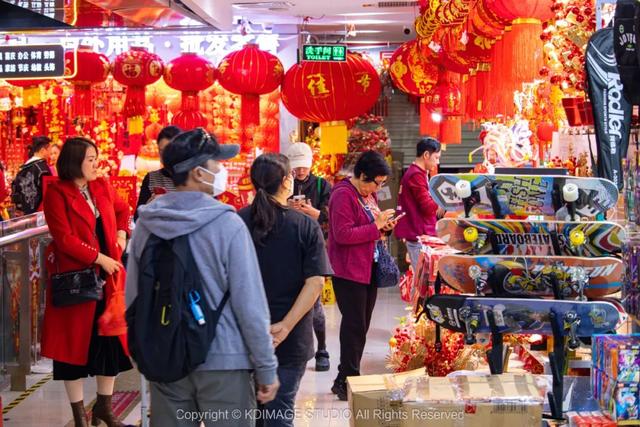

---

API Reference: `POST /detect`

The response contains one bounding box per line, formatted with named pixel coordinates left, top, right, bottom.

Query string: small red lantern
left=425, top=73, right=463, bottom=144
left=6, top=79, right=47, bottom=108
left=64, top=45, right=110, bottom=118
left=112, top=47, right=164, bottom=135
left=217, top=44, right=283, bottom=139
left=164, top=53, right=216, bottom=130
left=388, top=39, right=438, bottom=96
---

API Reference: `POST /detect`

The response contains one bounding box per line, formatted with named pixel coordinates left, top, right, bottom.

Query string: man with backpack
left=126, top=128, right=279, bottom=427
left=11, top=136, right=52, bottom=215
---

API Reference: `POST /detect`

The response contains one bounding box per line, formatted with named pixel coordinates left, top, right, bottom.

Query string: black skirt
left=52, top=217, right=132, bottom=381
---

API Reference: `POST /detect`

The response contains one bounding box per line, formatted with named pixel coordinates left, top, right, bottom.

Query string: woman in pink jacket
left=327, top=151, right=398, bottom=400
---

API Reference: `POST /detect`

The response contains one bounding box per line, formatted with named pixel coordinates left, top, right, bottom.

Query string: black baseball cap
left=164, top=127, right=240, bottom=174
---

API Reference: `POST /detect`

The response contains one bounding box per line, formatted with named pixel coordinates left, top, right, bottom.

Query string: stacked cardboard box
left=347, top=369, right=544, bottom=427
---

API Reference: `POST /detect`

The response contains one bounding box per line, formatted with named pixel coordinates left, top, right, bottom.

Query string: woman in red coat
left=42, top=136, right=132, bottom=427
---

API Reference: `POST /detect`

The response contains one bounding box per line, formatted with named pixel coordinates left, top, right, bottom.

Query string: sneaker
left=315, top=350, right=330, bottom=372
left=331, top=378, right=347, bottom=401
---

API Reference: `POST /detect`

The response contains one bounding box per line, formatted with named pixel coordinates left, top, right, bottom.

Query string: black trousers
left=333, top=272, right=377, bottom=380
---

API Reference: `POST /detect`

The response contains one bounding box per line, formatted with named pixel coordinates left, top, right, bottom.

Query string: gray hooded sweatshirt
left=125, top=191, right=277, bottom=385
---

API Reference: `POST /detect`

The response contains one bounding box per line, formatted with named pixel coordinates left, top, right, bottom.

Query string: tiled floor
left=1, top=287, right=407, bottom=426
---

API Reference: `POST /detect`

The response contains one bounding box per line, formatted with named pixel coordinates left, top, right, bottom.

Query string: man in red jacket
left=395, top=137, right=442, bottom=271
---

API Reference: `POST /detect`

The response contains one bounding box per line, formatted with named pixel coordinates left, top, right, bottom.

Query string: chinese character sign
left=301, top=44, right=347, bottom=62
left=0, top=44, right=65, bottom=79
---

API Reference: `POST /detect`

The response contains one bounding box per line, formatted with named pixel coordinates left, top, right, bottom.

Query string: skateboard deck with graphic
left=429, top=174, right=618, bottom=218
left=423, top=295, right=620, bottom=339
left=436, top=218, right=625, bottom=256
left=437, top=254, right=623, bottom=298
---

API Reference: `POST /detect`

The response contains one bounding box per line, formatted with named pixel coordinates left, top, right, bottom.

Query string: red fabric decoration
left=64, top=45, right=110, bottom=118
left=112, top=47, right=164, bottom=132
left=388, top=40, right=438, bottom=96
left=485, top=0, right=555, bottom=22
left=164, top=53, right=216, bottom=130
left=281, top=53, right=381, bottom=122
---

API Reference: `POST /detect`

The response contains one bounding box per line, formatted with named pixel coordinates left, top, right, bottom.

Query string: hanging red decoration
left=281, top=53, right=381, bottom=155
left=112, top=47, right=164, bottom=135
left=164, top=53, right=216, bottom=130
left=437, top=26, right=475, bottom=74
left=388, top=39, right=438, bottom=96
left=217, top=44, right=283, bottom=136
left=425, top=72, right=463, bottom=144
left=282, top=53, right=381, bottom=122
left=64, top=45, right=110, bottom=118
left=482, top=0, right=554, bottom=117
left=7, top=79, right=47, bottom=108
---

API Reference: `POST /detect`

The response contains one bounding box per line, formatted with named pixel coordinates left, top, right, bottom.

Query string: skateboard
left=429, top=174, right=618, bottom=219
left=436, top=218, right=625, bottom=256
left=437, top=254, right=624, bottom=298
left=423, top=294, right=621, bottom=347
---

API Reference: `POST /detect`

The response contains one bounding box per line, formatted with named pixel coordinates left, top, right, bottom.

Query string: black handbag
left=50, top=267, right=104, bottom=307
left=356, top=193, right=401, bottom=288
left=373, top=239, right=400, bottom=288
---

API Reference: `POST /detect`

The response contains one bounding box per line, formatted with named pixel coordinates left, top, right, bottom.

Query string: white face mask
left=197, top=165, right=228, bottom=197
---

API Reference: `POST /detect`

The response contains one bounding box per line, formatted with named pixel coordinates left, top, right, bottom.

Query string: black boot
left=70, top=400, right=88, bottom=427
left=331, top=377, right=347, bottom=401
left=91, top=393, right=132, bottom=427
left=315, top=350, right=330, bottom=372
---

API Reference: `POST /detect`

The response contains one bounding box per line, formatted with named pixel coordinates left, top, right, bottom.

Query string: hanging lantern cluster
left=422, top=72, right=463, bottom=144
left=164, top=52, right=217, bottom=130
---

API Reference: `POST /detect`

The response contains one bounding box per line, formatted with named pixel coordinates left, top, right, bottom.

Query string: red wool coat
left=42, top=178, right=130, bottom=366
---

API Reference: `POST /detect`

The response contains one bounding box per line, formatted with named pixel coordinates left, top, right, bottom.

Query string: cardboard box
left=347, top=370, right=543, bottom=427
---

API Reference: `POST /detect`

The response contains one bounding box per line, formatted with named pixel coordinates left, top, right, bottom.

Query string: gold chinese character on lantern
left=356, top=73, right=371, bottom=91
left=306, top=73, right=330, bottom=97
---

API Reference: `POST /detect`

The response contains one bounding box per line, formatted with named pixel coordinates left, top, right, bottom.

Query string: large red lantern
left=282, top=53, right=381, bottom=123
left=388, top=39, right=438, bottom=96
left=112, top=47, right=164, bottom=135
left=282, top=53, right=381, bottom=155
left=217, top=44, right=283, bottom=130
left=6, top=79, right=47, bottom=108
left=164, top=53, right=216, bottom=130
left=64, top=45, right=110, bottom=118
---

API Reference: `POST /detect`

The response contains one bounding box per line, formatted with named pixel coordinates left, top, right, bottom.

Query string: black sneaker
left=331, top=378, right=347, bottom=401
left=315, top=350, right=330, bottom=372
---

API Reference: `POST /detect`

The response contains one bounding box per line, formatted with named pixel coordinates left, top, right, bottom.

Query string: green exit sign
left=301, top=44, right=347, bottom=62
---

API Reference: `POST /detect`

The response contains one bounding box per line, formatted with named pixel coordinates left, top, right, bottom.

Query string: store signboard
left=4, top=0, right=65, bottom=22
left=8, top=32, right=281, bottom=64
left=301, top=44, right=347, bottom=62
left=0, top=44, right=66, bottom=79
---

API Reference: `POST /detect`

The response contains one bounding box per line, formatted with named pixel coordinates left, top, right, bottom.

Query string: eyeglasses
left=371, top=178, right=387, bottom=188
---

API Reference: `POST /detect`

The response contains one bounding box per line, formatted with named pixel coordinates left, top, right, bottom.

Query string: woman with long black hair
left=238, top=153, right=333, bottom=427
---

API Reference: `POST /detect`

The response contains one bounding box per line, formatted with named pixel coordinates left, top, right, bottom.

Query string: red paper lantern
left=388, top=40, right=438, bottom=96
left=164, top=53, right=216, bottom=130
left=437, top=27, right=475, bottom=75
left=425, top=73, right=463, bottom=144
left=112, top=47, right=164, bottom=134
left=485, top=0, right=555, bottom=22
left=7, top=79, right=47, bottom=108
left=282, top=53, right=381, bottom=123
left=64, top=45, right=110, bottom=118
left=217, top=44, right=283, bottom=130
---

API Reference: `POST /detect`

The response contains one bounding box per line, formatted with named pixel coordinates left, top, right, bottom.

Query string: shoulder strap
left=355, top=191, right=376, bottom=223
